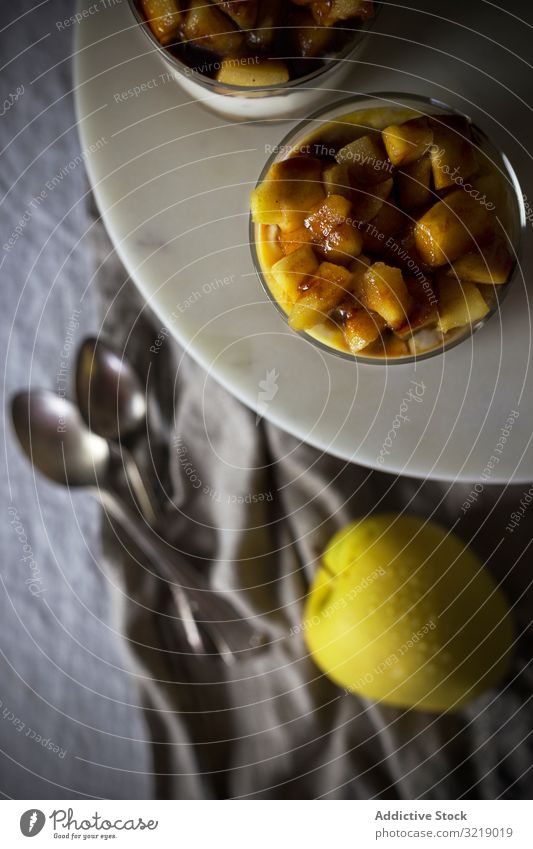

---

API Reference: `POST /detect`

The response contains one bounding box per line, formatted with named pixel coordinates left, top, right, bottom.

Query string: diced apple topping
left=141, top=0, right=182, bottom=44
left=216, top=59, right=289, bottom=86
left=246, top=0, right=283, bottom=50
left=289, top=262, right=353, bottom=330
left=355, top=262, right=413, bottom=329
left=141, top=0, right=374, bottom=84
left=429, top=115, right=478, bottom=190
left=437, top=279, right=489, bottom=333
left=183, top=0, right=244, bottom=55
left=252, top=107, right=513, bottom=358
left=304, top=194, right=352, bottom=239
left=414, top=189, right=494, bottom=266
left=319, top=222, right=363, bottom=265
left=396, top=155, right=433, bottom=210
left=280, top=226, right=314, bottom=256
left=289, top=9, right=334, bottom=57
left=382, top=117, right=433, bottom=167
left=447, top=238, right=513, bottom=284
left=211, top=0, right=258, bottom=30
left=305, top=0, right=374, bottom=27
left=336, top=134, right=393, bottom=185
left=343, top=307, right=386, bottom=352
left=271, top=245, right=319, bottom=302
left=302, top=195, right=364, bottom=265
left=322, top=163, right=353, bottom=199
left=350, top=178, right=394, bottom=224
left=250, top=157, right=325, bottom=232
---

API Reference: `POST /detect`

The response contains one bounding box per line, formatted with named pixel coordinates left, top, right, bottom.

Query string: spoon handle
left=98, top=488, right=267, bottom=663
left=120, top=446, right=158, bottom=526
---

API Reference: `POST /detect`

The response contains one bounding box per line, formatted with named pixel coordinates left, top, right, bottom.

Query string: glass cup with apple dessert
left=128, top=0, right=380, bottom=120
left=250, top=93, right=524, bottom=362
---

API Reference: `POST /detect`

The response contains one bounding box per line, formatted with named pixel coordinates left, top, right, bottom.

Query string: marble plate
left=74, top=0, right=533, bottom=482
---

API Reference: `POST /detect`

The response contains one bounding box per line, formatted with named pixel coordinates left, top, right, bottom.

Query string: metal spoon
left=75, top=336, right=157, bottom=525
left=11, top=389, right=266, bottom=663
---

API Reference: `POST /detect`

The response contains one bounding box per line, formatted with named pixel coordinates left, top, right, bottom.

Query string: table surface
left=1, top=0, right=151, bottom=798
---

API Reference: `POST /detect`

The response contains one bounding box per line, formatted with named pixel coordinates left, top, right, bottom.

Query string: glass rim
left=127, top=0, right=383, bottom=95
left=249, top=91, right=526, bottom=366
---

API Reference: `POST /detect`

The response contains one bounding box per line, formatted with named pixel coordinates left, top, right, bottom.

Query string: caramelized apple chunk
left=304, top=194, right=352, bottom=239
left=350, top=178, right=394, bottom=224
left=447, top=238, right=513, bottom=284
left=251, top=156, right=324, bottom=231
left=437, top=278, right=489, bottom=333
left=336, top=134, right=393, bottom=185
left=303, top=195, right=363, bottom=264
left=280, top=226, right=314, bottom=256
left=246, top=0, right=283, bottom=50
left=211, top=0, right=258, bottom=30
left=342, top=306, right=386, bottom=352
left=429, top=115, right=478, bottom=190
left=271, top=245, right=319, bottom=301
left=216, top=59, right=289, bottom=86
left=382, top=117, right=433, bottom=167
left=289, top=262, right=352, bottom=330
left=289, top=9, right=334, bottom=57
left=355, top=262, right=413, bottom=329
left=319, top=222, right=363, bottom=265
left=396, top=155, right=433, bottom=210
left=322, top=163, right=353, bottom=199
left=183, top=0, right=244, bottom=56
left=414, top=189, right=494, bottom=266
left=308, top=0, right=374, bottom=27
left=141, top=0, right=182, bottom=45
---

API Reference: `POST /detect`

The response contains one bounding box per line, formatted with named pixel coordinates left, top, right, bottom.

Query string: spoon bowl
left=12, top=389, right=111, bottom=488
left=76, top=336, right=147, bottom=441
left=76, top=336, right=157, bottom=523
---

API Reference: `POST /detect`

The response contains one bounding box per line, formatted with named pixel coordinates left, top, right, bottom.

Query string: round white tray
left=74, top=0, right=533, bottom=482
